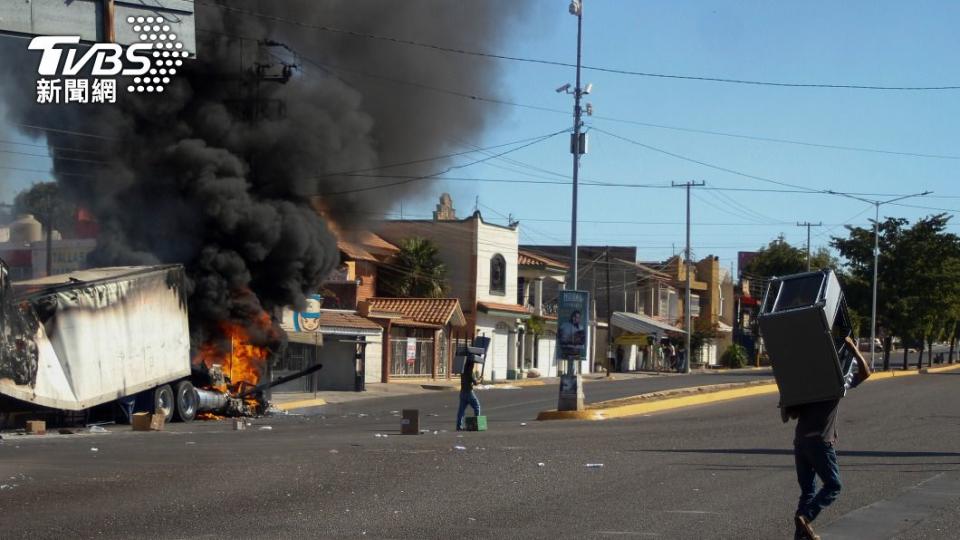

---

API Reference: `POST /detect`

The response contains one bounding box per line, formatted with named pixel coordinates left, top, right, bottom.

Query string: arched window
left=490, top=254, right=506, bottom=295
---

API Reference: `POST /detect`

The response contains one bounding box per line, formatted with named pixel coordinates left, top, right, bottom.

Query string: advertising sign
left=406, top=337, right=417, bottom=366
left=555, top=290, right=589, bottom=361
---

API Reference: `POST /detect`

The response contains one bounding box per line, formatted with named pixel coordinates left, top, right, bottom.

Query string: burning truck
left=0, top=262, right=318, bottom=427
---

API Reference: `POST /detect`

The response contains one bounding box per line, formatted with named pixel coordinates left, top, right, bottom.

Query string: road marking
left=819, top=472, right=960, bottom=539
left=664, top=510, right=721, bottom=515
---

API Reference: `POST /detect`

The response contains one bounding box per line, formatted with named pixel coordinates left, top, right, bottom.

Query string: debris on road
left=90, top=447, right=98, bottom=452
left=453, top=445, right=467, bottom=451
left=537, top=462, right=546, bottom=467
left=520, top=422, right=527, bottom=426
left=258, top=426, right=273, bottom=431
left=88, top=426, right=108, bottom=434
left=585, top=463, right=604, bottom=468
left=329, top=449, right=339, bottom=454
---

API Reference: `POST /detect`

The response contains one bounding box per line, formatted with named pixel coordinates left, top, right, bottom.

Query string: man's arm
left=844, top=337, right=872, bottom=387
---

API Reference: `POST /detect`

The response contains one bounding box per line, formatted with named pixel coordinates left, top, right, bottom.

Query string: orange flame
left=193, top=311, right=273, bottom=413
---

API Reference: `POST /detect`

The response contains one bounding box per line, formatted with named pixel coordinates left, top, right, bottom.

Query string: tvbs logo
left=29, top=15, right=189, bottom=104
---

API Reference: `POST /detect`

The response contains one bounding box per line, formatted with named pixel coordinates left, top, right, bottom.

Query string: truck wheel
left=154, top=384, right=175, bottom=423
left=173, top=381, right=198, bottom=422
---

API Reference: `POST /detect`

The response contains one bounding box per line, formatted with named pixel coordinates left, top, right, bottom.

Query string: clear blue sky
left=3, top=1, right=959, bottom=275
left=406, top=1, right=960, bottom=273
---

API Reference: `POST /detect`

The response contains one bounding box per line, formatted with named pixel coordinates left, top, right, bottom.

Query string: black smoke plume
left=0, top=1, right=535, bottom=349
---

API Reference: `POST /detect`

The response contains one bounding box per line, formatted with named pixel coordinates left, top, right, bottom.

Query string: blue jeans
left=795, top=438, right=842, bottom=521
left=456, top=391, right=481, bottom=430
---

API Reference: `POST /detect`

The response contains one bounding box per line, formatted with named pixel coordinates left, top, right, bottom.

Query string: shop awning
left=611, top=311, right=686, bottom=336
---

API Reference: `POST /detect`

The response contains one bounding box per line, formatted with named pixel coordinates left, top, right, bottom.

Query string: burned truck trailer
left=0, top=264, right=204, bottom=425
left=0, top=263, right=322, bottom=427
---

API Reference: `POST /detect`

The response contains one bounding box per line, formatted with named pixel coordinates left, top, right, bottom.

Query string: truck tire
left=154, top=384, right=175, bottom=423
left=173, top=381, right=198, bottom=423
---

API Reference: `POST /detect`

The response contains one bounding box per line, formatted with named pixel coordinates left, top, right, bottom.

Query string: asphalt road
left=0, top=370, right=957, bottom=539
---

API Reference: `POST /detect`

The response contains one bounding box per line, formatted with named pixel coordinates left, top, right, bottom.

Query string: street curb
left=920, top=363, right=960, bottom=374
left=536, top=410, right=607, bottom=421
left=420, top=385, right=458, bottom=391
left=869, top=369, right=920, bottom=380
left=536, top=380, right=778, bottom=422
left=535, top=364, right=931, bottom=422
left=600, top=383, right=780, bottom=419
left=497, top=380, right=547, bottom=387
left=271, top=397, right=327, bottom=411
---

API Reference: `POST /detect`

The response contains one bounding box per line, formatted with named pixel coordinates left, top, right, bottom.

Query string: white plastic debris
left=374, top=433, right=383, bottom=438
left=520, top=422, right=527, bottom=426
left=329, top=449, right=339, bottom=454
left=468, top=517, right=477, bottom=522
left=390, top=410, right=399, bottom=414
left=259, top=426, right=273, bottom=431
left=453, top=445, right=467, bottom=451
left=88, top=426, right=108, bottom=434
left=537, top=462, right=546, bottom=467
left=585, top=463, right=604, bottom=468
left=433, top=431, right=438, bottom=435
left=185, top=442, right=196, bottom=446
left=90, top=447, right=99, bottom=452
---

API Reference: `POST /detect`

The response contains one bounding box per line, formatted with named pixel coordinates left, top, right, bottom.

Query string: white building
left=375, top=195, right=533, bottom=381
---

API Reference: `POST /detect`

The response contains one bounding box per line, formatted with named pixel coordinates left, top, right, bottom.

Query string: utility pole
left=828, top=189, right=931, bottom=371
left=673, top=181, right=705, bottom=374
left=569, top=0, right=584, bottom=291
left=796, top=221, right=823, bottom=271
left=605, top=247, right=612, bottom=374
left=44, top=192, right=54, bottom=278
left=557, top=0, right=593, bottom=291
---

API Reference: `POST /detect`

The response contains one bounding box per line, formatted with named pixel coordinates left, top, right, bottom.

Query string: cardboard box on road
left=26, top=420, right=46, bottom=435
left=131, top=412, right=165, bottom=432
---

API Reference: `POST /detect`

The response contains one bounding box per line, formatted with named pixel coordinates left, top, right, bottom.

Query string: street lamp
left=829, top=190, right=932, bottom=370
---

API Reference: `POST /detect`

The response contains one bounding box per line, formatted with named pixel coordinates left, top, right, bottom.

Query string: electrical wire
left=322, top=129, right=568, bottom=196
left=197, top=2, right=960, bottom=91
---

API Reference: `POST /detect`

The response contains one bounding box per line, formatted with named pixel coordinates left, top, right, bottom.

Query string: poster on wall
left=555, top=290, right=589, bottom=361
left=406, top=337, right=417, bottom=366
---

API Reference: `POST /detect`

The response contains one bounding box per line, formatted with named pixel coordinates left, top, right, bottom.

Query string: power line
left=201, top=27, right=960, bottom=165
left=323, top=129, right=567, bottom=196
left=198, top=2, right=960, bottom=91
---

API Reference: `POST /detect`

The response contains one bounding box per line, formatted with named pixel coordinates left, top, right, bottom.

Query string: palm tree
left=380, top=237, right=448, bottom=298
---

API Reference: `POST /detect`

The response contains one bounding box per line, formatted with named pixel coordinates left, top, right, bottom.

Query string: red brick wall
left=355, top=260, right=378, bottom=301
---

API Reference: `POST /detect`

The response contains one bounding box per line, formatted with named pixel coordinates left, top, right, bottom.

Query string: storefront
left=275, top=298, right=383, bottom=392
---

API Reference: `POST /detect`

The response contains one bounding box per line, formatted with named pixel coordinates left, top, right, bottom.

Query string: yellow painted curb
left=537, top=409, right=607, bottom=421
left=534, top=367, right=930, bottom=422
left=600, top=383, right=780, bottom=419
left=868, top=369, right=920, bottom=380
left=498, top=379, right=546, bottom=387
left=921, top=363, right=960, bottom=374
left=272, top=397, right=327, bottom=411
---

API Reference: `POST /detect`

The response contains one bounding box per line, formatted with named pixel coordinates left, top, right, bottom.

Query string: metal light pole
left=569, top=0, right=584, bottom=291
left=830, top=190, right=932, bottom=370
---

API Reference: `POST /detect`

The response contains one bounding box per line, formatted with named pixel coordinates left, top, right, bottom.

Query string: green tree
left=832, top=214, right=960, bottom=370
left=378, top=237, right=448, bottom=298
left=831, top=217, right=908, bottom=369
left=743, top=235, right=836, bottom=279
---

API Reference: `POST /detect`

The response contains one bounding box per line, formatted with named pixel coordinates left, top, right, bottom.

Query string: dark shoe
left=795, top=514, right=819, bottom=540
